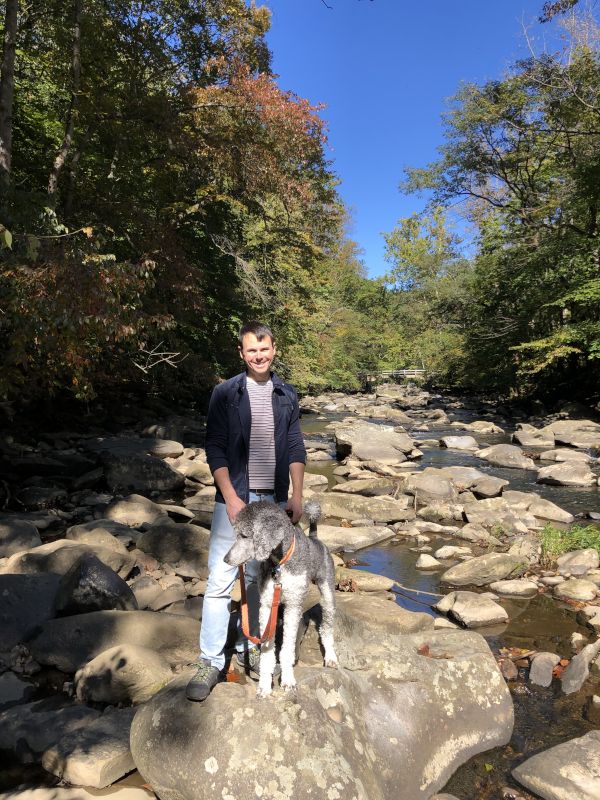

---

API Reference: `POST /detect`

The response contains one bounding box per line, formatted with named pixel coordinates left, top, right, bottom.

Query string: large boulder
left=102, top=453, right=185, bottom=494
left=131, top=617, right=513, bottom=800
left=463, top=497, right=536, bottom=533
left=0, top=539, right=135, bottom=579
left=537, top=462, right=596, bottom=487
left=330, top=477, right=397, bottom=496
left=66, top=519, right=138, bottom=549
left=136, top=520, right=210, bottom=571
left=557, top=548, right=600, bottom=577
left=42, top=707, right=136, bottom=788
left=54, top=554, right=138, bottom=615
left=0, top=573, right=60, bottom=649
left=435, top=591, right=508, bottom=628
left=334, top=421, right=414, bottom=464
left=441, top=553, right=527, bottom=587
left=75, top=644, right=173, bottom=704
left=405, top=473, right=458, bottom=505
left=513, top=730, right=600, bottom=800
left=476, top=444, right=536, bottom=471
left=512, top=427, right=554, bottom=448
left=439, top=436, right=479, bottom=451
left=85, top=436, right=184, bottom=459
left=317, top=524, right=396, bottom=552
left=0, top=517, right=42, bottom=558
left=502, top=490, right=575, bottom=524
left=102, top=494, right=168, bottom=527
left=28, top=610, right=200, bottom=672
left=313, top=492, right=414, bottom=523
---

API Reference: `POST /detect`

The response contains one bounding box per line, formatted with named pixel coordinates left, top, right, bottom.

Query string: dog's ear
left=253, top=526, right=283, bottom=561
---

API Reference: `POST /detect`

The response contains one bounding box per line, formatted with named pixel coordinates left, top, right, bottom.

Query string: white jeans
left=199, top=491, right=275, bottom=670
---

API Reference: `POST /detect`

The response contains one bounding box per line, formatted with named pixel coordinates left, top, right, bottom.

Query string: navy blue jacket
left=205, top=371, right=306, bottom=504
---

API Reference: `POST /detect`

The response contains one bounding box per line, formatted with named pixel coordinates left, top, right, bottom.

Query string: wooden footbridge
left=359, top=369, right=427, bottom=389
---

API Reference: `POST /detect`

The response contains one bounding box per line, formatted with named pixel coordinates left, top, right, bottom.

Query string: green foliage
left=540, top=523, right=600, bottom=566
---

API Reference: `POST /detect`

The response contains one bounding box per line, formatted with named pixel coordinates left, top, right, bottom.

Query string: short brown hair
left=238, top=321, right=274, bottom=347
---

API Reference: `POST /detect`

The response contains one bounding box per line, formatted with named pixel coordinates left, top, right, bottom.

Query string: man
left=186, top=321, right=306, bottom=701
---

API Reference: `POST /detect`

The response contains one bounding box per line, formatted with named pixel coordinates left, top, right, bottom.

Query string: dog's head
left=224, top=500, right=289, bottom=566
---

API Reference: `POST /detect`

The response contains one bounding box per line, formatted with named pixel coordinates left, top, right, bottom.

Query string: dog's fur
left=224, top=499, right=338, bottom=696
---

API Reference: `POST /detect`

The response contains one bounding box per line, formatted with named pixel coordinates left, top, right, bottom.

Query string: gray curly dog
left=224, top=499, right=338, bottom=697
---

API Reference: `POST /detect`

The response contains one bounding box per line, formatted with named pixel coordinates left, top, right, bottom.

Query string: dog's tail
left=304, top=500, right=321, bottom=538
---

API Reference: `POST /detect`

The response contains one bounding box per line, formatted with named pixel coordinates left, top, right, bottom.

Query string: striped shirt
left=247, top=376, right=276, bottom=490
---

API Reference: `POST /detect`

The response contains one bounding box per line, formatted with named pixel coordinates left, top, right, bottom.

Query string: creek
left=302, top=410, right=600, bottom=800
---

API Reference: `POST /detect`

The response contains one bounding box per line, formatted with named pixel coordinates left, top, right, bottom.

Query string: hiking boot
left=236, top=648, right=281, bottom=681
left=186, top=659, right=221, bottom=701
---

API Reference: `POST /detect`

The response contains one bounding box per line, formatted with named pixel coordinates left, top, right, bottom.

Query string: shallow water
left=303, top=409, right=600, bottom=799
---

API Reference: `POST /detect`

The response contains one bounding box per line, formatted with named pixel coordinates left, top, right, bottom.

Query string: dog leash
left=238, top=533, right=296, bottom=645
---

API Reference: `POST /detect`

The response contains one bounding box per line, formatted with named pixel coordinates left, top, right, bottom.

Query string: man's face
left=239, top=333, right=276, bottom=381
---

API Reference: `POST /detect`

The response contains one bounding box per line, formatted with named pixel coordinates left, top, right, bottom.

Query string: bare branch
left=132, top=342, right=189, bottom=374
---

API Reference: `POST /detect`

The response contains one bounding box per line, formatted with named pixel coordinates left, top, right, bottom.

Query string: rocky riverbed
left=1, top=386, right=600, bottom=800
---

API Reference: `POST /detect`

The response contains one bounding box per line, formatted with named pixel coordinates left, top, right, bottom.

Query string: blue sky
left=264, top=0, right=568, bottom=277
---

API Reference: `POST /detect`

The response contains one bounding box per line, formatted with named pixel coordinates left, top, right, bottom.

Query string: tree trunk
left=47, top=0, right=82, bottom=197
left=0, top=0, right=18, bottom=185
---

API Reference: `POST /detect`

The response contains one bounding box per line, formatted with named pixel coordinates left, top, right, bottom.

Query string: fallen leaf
left=417, top=644, right=430, bottom=657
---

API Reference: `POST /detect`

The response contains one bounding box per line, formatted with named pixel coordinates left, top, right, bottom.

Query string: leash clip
left=271, top=565, right=282, bottom=584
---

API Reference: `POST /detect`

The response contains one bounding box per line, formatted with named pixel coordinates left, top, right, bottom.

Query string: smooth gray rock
left=312, top=492, right=414, bottom=523
left=102, top=494, right=167, bottom=526
left=477, top=444, right=536, bottom=471
left=416, top=554, right=443, bottom=569
left=442, top=553, right=526, bottom=587
left=435, top=591, right=508, bottom=628
left=0, top=698, right=99, bottom=761
left=406, top=473, right=458, bottom=505
left=28, top=610, right=200, bottom=672
left=553, top=578, right=598, bottom=602
left=334, top=567, right=394, bottom=592
left=55, top=554, right=138, bottom=615
left=529, top=652, right=560, bottom=687
left=103, top=453, right=185, bottom=494
left=66, top=519, right=138, bottom=550
left=0, top=517, right=42, bottom=558
left=488, top=579, right=538, bottom=597
left=557, top=548, right=600, bottom=577
left=136, top=521, right=210, bottom=571
left=512, top=428, right=554, bottom=448
left=128, top=575, right=163, bottom=609
left=330, top=477, right=397, bottom=496
left=75, top=644, right=173, bottom=704
left=317, top=524, right=396, bottom=552
left=334, top=421, right=414, bottom=464
left=43, top=707, right=136, bottom=788
left=0, top=573, right=60, bottom=649
left=513, top=730, right=600, bottom=800
left=0, top=539, right=135, bottom=579
left=560, top=640, right=600, bottom=694
left=439, top=436, right=479, bottom=450
left=537, top=462, right=596, bottom=487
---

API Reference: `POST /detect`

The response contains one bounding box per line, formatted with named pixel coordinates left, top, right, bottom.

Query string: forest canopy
left=0, top=1, right=598, bottom=414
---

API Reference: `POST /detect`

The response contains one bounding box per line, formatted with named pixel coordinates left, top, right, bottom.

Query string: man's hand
left=285, top=496, right=303, bottom=524
left=225, top=495, right=246, bottom=524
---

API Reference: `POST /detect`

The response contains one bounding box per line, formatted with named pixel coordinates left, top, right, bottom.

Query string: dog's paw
left=280, top=677, right=297, bottom=693
left=324, top=657, right=339, bottom=669
left=256, top=686, right=272, bottom=699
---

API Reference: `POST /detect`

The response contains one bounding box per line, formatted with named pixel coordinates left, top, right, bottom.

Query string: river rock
left=317, top=524, right=395, bottom=552
left=455, top=523, right=502, bottom=546
left=412, top=520, right=460, bottom=535
left=0, top=574, right=60, bottom=649
left=334, top=567, right=394, bottom=592
left=54, top=554, right=138, bottom=616
left=471, top=476, right=509, bottom=498
left=488, top=579, right=538, bottom=597
left=28, top=610, right=200, bottom=672
left=0, top=672, right=35, bottom=710
left=554, top=578, right=598, bottom=602
left=102, top=452, right=185, bottom=494
left=130, top=621, right=512, bottom=800
left=540, top=448, right=593, bottom=463
left=313, top=491, right=413, bottom=523
left=513, top=730, right=600, bottom=800
left=334, top=591, right=434, bottom=635
left=86, top=436, right=184, bottom=459
left=16, top=486, right=67, bottom=510
left=0, top=539, right=135, bottom=579
left=463, top=497, right=535, bottom=533
left=476, top=444, right=536, bottom=471
left=66, top=519, right=138, bottom=549
left=502, top=490, right=575, bottom=524
left=136, top=521, right=210, bottom=571
left=439, top=436, right=479, bottom=450
left=529, top=652, right=560, bottom=687
left=0, top=698, right=99, bottom=761
left=441, top=553, right=526, bottom=587
left=508, top=535, right=542, bottom=565
left=172, top=457, right=213, bottom=483
left=42, top=707, right=136, bottom=788
left=359, top=404, right=414, bottom=424
left=102, top=494, right=167, bottom=526
left=330, top=477, right=398, bottom=496
left=557, top=548, right=600, bottom=577
left=0, top=517, right=42, bottom=558
left=434, top=546, right=472, bottom=560
left=334, top=421, right=414, bottom=464
left=0, top=781, right=155, bottom=800
left=417, top=503, right=465, bottom=523
left=129, top=575, right=164, bottom=609
left=416, top=554, right=442, bottom=569
left=561, top=640, right=600, bottom=694
left=406, top=473, right=458, bottom=505
left=537, top=462, right=596, bottom=486
left=435, top=591, right=508, bottom=628
left=512, top=428, right=554, bottom=448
